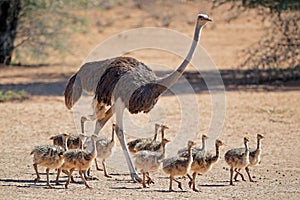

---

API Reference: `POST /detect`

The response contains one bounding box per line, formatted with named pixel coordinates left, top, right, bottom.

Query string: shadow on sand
left=0, top=69, right=299, bottom=97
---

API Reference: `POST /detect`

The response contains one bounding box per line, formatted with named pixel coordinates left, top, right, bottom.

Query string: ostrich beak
left=204, top=16, right=213, bottom=22
left=198, top=14, right=213, bottom=22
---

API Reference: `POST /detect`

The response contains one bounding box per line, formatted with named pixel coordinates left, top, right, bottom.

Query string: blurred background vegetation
left=0, top=0, right=299, bottom=84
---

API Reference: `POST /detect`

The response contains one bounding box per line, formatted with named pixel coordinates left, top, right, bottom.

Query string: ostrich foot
left=177, top=182, right=183, bottom=190
left=130, top=173, right=142, bottom=183
left=188, top=180, right=193, bottom=188
left=34, top=177, right=40, bottom=184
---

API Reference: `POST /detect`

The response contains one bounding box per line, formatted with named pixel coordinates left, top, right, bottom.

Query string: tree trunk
left=0, top=0, right=20, bottom=65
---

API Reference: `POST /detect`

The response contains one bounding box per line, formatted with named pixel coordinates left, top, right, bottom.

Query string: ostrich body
left=234, top=134, right=264, bottom=182
left=225, top=137, right=250, bottom=186
left=134, top=124, right=169, bottom=153
left=188, top=139, right=224, bottom=192
left=133, top=138, right=170, bottom=188
left=127, top=123, right=161, bottom=154
left=57, top=134, right=98, bottom=189
left=64, top=14, right=212, bottom=182
left=162, top=141, right=196, bottom=191
left=30, top=145, right=65, bottom=188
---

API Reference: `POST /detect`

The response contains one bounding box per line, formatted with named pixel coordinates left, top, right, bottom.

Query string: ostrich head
left=188, top=140, right=196, bottom=148
left=257, top=134, right=264, bottom=140
left=162, top=138, right=171, bottom=145
left=215, top=139, right=224, bottom=147
left=197, top=14, right=213, bottom=25
left=244, top=137, right=250, bottom=144
left=202, top=134, right=208, bottom=140
left=161, top=124, right=169, bottom=131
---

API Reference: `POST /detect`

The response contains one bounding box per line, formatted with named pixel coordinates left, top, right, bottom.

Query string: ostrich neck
left=188, top=145, right=193, bottom=162
left=161, top=129, right=165, bottom=139
left=159, top=143, right=167, bottom=160
left=212, top=144, right=220, bottom=163
left=244, top=142, right=249, bottom=153
left=202, top=138, right=206, bottom=151
left=111, top=127, right=114, bottom=142
left=64, top=138, right=69, bottom=151
left=153, top=126, right=158, bottom=141
left=256, top=138, right=261, bottom=150
left=89, top=137, right=97, bottom=157
left=157, top=22, right=204, bottom=88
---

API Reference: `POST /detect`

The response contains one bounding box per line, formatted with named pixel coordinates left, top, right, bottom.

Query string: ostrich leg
left=114, top=101, right=141, bottom=182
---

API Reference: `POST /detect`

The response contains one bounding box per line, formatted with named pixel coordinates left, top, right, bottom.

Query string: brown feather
left=95, top=57, right=140, bottom=106
left=64, top=73, right=78, bottom=110
left=129, top=83, right=166, bottom=114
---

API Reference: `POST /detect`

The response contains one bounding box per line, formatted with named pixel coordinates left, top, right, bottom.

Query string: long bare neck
left=89, top=137, right=97, bottom=157
left=157, top=21, right=204, bottom=88
left=153, top=126, right=159, bottom=141
left=64, top=138, right=69, bottom=151
left=212, top=144, right=220, bottom=163
left=244, top=141, right=249, bottom=153
left=158, top=142, right=167, bottom=160
left=161, top=129, right=165, bottom=139
left=111, top=126, right=115, bottom=142
left=256, top=138, right=261, bottom=150
left=188, top=145, right=193, bottom=161
left=202, top=138, right=206, bottom=151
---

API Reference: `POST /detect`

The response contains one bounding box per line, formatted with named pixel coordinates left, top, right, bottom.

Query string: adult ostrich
left=64, top=14, right=212, bottom=182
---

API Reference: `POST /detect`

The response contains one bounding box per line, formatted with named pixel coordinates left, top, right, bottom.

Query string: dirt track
left=0, top=2, right=300, bottom=199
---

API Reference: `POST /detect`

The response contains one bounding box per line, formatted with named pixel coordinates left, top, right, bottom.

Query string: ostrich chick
left=188, top=139, right=224, bottom=192
left=234, top=134, right=265, bottom=182
left=225, top=137, right=250, bottom=186
left=93, top=123, right=116, bottom=178
left=30, top=145, right=65, bottom=188
left=127, top=123, right=161, bottom=154
left=163, top=140, right=196, bottom=192
left=57, top=134, right=98, bottom=189
left=134, top=138, right=170, bottom=188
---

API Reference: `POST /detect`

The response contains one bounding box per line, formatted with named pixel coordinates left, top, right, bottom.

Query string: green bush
left=0, top=90, right=29, bottom=102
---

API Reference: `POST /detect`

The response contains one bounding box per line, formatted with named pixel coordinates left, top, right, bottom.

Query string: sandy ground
left=0, top=2, right=300, bottom=199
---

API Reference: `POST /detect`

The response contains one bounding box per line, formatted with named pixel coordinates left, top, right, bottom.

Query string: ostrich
left=30, top=145, right=65, bottom=188
left=162, top=140, right=196, bottom=192
left=234, top=134, right=265, bottom=182
left=94, top=123, right=116, bottom=178
left=133, top=138, right=170, bottom=188
left=64, top=14, right=212, bottom=182
left=56, top=134, right=98, bottom=189
left=225, top=137, right=250, bottom=186
left=187, top=139, right=224, bottom=192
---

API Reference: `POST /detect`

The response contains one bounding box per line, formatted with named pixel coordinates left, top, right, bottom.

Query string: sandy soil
left=0, top=2, right=299, bottom=200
